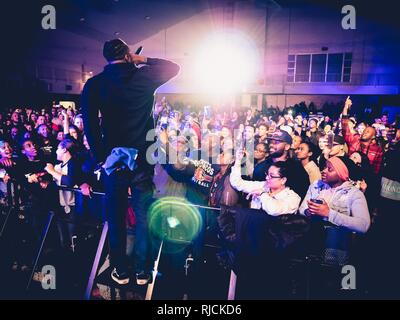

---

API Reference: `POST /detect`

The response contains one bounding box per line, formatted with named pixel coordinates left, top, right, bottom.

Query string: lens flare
left=148, top=197, right=203, bottom=253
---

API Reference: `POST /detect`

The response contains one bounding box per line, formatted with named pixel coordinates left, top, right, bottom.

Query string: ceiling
left=33, top=0, right=274, bottom=44
left=1, top=0, right=398, bottom=77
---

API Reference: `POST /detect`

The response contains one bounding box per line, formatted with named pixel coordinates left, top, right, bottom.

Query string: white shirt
left=54, top=162, right=75, bottom=213
left=230, top=165, right=301, bottom=216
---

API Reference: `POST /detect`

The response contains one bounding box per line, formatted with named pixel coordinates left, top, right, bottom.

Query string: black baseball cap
left=103, top=38, right=130, bottom=62
left=333, top=135, right=345, bottom=145
left=267, top=130, right=293, bottom=145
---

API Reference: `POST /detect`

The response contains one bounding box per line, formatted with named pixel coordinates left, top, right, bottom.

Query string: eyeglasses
left=266, top=173, right=282, bottom=180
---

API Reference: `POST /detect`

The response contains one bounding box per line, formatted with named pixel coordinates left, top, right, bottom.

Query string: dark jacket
left=58, top=158, right=88, bottom=188
left=252, top=158, right=270, bottom=181
left=81, top=59, right=180, bottom=167
left=162, top=151, right=221, bottom=205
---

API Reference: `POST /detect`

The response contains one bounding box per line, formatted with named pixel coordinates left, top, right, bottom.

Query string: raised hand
left=345, top=96, right=352, bottom=109
left=27, top=174, right=39, bottom=183
left=44, top=163, right=54, bottom=173
left=129, top=54, right=147, bottom=65
left=80, top=183, right=93, bottom=198
left=245, top=187, right=265, bottom=201
left=0, top=158, right=14, bottom=168
left=234, top=148, right=245, bottom=165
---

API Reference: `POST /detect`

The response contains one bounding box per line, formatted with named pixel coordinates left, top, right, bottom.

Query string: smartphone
left=160, top=116, right=168, bottom=130
left=310, top=198, right=323, bottom=204
left=135, top=46, right=143, bottom=55
left=327, top=132, right=334, bottom=149
left=204, top=106, right=212, bottom=120
left=387, top=127, right=396, bottom=141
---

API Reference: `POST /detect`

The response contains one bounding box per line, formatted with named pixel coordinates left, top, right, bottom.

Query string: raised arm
left=229, top=150, right=265, bottom=194
left=341, top=96, right=360, bottom=148
left=134, top=55, right=180, bottom=91
left=341, top=96, right=352, bottom=117
left=62, top=109, right=70, bottom=135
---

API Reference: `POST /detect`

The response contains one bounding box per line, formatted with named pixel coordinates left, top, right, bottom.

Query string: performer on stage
left=81, top=38, right=179, bottom=285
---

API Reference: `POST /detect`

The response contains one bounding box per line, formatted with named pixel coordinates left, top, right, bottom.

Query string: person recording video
left=81, top=38, right=179, bottom=285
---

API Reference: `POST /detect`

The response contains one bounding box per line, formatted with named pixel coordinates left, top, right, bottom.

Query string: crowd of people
left=0, top=94, right=399, bottom=297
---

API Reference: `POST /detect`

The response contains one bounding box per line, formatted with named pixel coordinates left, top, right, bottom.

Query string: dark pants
left=56, top=206, right=78, bottom=250
left=370, top=196, right=400, bottom=298
left=104, top=167, right=154, bottom=273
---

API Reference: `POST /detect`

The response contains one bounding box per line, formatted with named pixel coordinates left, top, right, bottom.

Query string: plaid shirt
left=342, top=118, right=383, bottom=174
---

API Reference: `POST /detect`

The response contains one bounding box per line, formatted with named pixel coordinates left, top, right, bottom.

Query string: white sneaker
left=111, top=268, right=130, bottom=285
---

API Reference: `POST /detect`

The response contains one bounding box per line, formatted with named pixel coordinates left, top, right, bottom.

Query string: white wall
left=261, top=5, right=399, bottom=94
left=140, top=4, right=399, bottom=95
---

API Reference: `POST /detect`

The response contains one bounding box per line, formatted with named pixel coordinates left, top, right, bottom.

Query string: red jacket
left=342, top=118, right=383, bottom=174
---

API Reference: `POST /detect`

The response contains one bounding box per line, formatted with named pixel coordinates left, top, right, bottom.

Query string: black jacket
left=81, top=58, right=180, bottom=166
left=161, top=148, right=221, bottom=205
left=252, top=159, right=270, bottom=181
left=58, top=158, right=88, bottom=188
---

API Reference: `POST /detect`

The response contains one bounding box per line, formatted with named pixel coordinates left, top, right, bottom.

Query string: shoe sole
left=136, top=279, right=150, bottom=286
left=111, top=273, right=130, bottom=285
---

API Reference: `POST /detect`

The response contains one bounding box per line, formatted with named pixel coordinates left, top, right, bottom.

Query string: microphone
left=131, top=46, right=143, bottom=68
left=135, top=46, right=143, bottom=55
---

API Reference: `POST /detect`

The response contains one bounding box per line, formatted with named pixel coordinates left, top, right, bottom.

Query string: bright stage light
left=193, top=30, right=258, bottom=94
